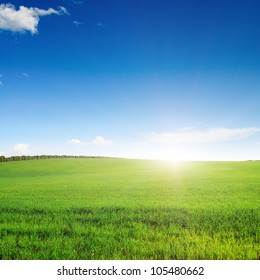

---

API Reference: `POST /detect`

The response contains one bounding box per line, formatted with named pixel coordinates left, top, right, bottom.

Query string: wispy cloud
left=64, top=0, right=85, bottom=5
left=73, top=20, right=84, bottom=26
left=97, top=22, right=105, bottom=28
left=58, top=6, right=70, bottom=15
left=22, top=72, right=29, bottom=78
left=67, top=139, right=83, bottom=145
left=146, top=127, right=260, bottom=144
left=0, top=74, right=3, bottom=86
left=0, top=4, right=69, bottom=34
left=67, top=136, right=113, bottom=146
left=17, top=72, right=30, bottom=78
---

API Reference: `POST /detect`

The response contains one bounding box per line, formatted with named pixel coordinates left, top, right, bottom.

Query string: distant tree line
left=0, top=155, right=99, bottom=162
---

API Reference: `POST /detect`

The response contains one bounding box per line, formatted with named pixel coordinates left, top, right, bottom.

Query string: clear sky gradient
left=1, top=0, right=260, bottom=160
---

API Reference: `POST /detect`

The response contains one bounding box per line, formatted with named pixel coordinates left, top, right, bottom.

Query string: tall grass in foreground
left=0, top=158, right=259, bottom=259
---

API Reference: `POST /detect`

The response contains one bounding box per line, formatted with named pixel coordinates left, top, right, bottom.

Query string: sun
left=144, top=146, right=205, bottom=162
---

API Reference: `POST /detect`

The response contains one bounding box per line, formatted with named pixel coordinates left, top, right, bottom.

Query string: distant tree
left=0, top=154, right=100, bottom=163
left=0, top=156, right=6, bottom=162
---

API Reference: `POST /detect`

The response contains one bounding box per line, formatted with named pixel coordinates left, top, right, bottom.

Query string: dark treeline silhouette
left=0, top=155, right=100, bottom=162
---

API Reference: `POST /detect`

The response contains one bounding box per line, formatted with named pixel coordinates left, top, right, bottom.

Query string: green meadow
left=0, top=158, right=259, bottom=260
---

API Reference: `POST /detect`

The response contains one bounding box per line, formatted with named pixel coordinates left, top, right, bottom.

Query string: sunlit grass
left=0, top=158, right=259, bottom=259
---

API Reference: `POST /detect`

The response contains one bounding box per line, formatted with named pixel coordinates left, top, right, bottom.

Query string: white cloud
left=147, top=127, right=260, bottom=145
left=0, top=4, right=68, bottom=34
left=67, top=139, right=83, bottom=145
left=91, top=136, right=113, bottom=146
left=12, top=143, right=30, bottom=155
left=68, top=136, right=113, bottom=146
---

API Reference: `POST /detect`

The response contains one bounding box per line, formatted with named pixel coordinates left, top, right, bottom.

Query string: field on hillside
left=0, top=158, right=259, bottom=260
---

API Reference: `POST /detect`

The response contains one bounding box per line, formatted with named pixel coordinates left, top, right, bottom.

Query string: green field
left=0, top=158, right=259, bottom=260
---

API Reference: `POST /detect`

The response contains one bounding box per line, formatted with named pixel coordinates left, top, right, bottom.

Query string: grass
left=0, top=158, right=259, bottom=259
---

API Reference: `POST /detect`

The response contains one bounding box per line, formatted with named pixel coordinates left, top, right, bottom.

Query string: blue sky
left=1, top=0, right=260, bottom=160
